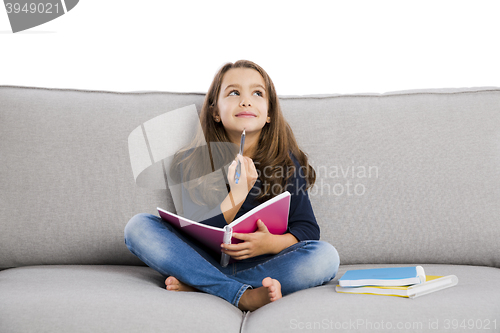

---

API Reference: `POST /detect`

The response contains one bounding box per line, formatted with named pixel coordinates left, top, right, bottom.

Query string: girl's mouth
left=236, top=112, right=256, bottom=117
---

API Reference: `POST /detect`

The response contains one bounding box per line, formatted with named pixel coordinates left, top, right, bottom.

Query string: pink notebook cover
left=157, top=191, right=291, bottom=254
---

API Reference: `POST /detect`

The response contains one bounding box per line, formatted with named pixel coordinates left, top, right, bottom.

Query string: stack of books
left=335, top=266, right=458, bottom=298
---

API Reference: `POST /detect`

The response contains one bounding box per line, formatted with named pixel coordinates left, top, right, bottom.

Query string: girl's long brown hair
left=170, top=60, right=316, bottom=206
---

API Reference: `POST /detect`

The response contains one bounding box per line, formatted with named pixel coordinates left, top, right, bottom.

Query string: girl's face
left=217, top=68, right=269, bottom=143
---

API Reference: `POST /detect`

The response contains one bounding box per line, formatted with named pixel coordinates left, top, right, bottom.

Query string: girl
left=124, top=60, right=339, bottom=311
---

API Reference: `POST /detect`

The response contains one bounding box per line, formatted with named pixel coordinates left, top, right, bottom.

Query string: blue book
left=338, top=266, right=426, bottom=287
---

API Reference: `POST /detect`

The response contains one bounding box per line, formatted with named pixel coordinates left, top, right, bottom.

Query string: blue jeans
left=124, top=213, right=340, bottom=307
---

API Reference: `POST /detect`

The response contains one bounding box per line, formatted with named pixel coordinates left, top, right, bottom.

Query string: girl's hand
left=227, top=154, right=258, bottom=204
left=220, top=155, right=258, bottom=224
left=221, top=220, right=275, bottom=260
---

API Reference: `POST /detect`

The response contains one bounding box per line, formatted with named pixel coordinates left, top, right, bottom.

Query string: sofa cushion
left=1, top=86, right=499, bottom=268
left=241, top=264, right=500, bottom=333
left=1, top=264, right=498, bottom=333
left=279, top=88, right=500, bottom=267
left=0, top=86, right=205, bottom=268
left=0, top=265, right=243, bottom=333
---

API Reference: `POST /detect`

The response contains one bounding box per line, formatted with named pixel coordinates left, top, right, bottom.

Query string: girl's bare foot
left=165, top=276, right=197, bottom=292
left=238, top=277, right=282, bottom=311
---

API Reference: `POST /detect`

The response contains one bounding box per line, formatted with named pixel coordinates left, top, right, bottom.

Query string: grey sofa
left=1, top=85, right=499, bottom=333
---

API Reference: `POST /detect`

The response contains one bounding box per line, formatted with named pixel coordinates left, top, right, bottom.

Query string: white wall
left=1, top=0, right=499, bottom=95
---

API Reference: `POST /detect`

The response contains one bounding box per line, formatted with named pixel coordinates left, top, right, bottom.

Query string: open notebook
left=157, top=191, right=291, bottom=256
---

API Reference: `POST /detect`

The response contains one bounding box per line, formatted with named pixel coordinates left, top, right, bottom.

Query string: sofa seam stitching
left=240, top=310, right=250, bottom=333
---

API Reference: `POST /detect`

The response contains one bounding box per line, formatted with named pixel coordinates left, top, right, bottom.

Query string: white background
left=1, top=0, right=499, bottom=95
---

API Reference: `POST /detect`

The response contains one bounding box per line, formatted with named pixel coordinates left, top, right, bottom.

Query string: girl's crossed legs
left=124, top=213, right=339, bottom=310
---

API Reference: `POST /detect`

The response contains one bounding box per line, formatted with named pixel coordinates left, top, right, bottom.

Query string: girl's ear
left=266, top=116, right=271, bottom=123
left=210, top=102, right=220, bottom=122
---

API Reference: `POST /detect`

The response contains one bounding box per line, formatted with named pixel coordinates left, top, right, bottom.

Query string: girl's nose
left=240, top=98, right=251, bottom=107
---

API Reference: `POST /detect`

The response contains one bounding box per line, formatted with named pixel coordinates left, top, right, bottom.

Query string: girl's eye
left=228, top=90, right=239, bottom=96
left=254, top=91, right=264, bottom=97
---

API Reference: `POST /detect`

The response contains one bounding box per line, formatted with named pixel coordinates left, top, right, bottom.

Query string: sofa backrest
left=1, top=86, right=499, bottom=269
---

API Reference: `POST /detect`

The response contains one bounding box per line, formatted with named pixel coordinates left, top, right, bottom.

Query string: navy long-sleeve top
left=180, top=154, right=320, bottom=242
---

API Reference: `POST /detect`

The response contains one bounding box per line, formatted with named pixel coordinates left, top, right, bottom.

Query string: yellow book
left=335, top=275, right=458, bottom=298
